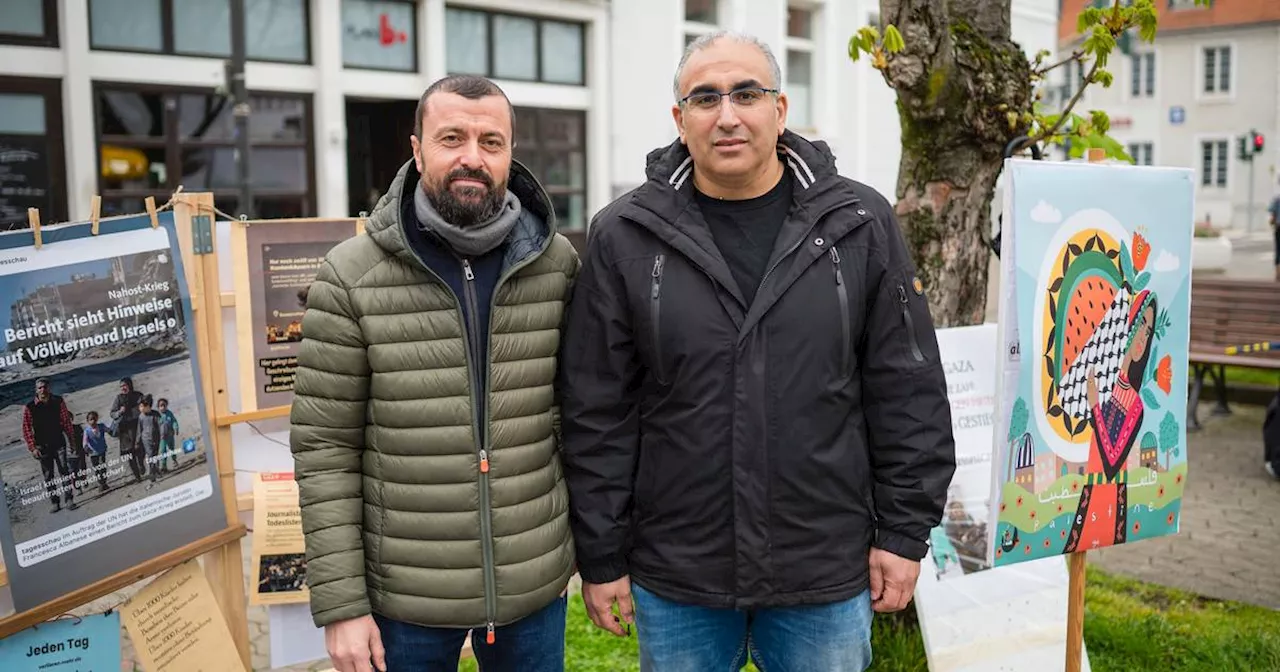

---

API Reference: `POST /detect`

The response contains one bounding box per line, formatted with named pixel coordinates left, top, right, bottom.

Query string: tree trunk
left=879, top=0, right=1033, bottom=327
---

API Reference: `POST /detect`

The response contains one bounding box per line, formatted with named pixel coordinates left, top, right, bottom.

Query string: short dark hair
left=413, top=75, right=516, bottom=141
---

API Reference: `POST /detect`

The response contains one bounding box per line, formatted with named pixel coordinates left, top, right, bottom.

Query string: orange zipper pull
left=486, top=622, right=495, bottom=644
left=479, top=449, right=489, bottom=474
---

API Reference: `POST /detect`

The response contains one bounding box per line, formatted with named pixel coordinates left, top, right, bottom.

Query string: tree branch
left=1036, top=50, right=1084, bottom=76
left=1030, top=56, right=1101, bottom=145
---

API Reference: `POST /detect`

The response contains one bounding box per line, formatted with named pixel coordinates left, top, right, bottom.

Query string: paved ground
left=1089, top=401, right=1280, bottom=610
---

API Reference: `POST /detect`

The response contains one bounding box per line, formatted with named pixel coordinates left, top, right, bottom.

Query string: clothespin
left=145, top=196, right=158, bottom=228
left=91, top=195, right=102, bottom=235
left=28, top=208, right=41, bottom=249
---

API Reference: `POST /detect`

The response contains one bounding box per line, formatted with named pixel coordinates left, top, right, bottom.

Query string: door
left=0, top=76, right=67, bottom=229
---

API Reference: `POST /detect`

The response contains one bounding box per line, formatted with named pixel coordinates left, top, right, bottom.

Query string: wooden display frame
left=0, top=196, right=251, bottom=670
left=227, top=217, right=364, bottom=416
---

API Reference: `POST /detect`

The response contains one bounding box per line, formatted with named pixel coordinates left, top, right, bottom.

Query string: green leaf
left=1090, top=110, right=1111, bottom=134
left=1077, top=7, right=1104, bottom=34
left=860, top=26, right=881, bottom=46
left=848, top=35, right=863, bottom=62
left=1133, top=271, right=1150, bottom=291
left=1120, top=241, right=1135, bottom=280
left=1142, top=388, right=1162, bottom=410
left=883, top=24, right=905, bottom=53
left=1094, top=69, right=1115, bottom=88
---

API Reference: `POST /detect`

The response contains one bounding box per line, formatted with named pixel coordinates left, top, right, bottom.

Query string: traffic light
left=1251, top=130, right=1265, bottom=154
left=1239, top=135, right=1251, bottom=161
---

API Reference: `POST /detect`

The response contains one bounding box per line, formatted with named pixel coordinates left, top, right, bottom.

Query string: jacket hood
left=642, top=128, right=844, bottom=195
left=363, top=158, right=557, bottom=264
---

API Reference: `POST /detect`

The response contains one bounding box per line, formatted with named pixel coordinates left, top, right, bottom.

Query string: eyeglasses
left=679, top=87, right=779, bottom=112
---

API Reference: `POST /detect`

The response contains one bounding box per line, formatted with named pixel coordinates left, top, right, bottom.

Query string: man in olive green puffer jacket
left=289, top=75, right=579, bottom=672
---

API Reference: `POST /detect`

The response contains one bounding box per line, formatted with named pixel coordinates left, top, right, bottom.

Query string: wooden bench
left=1188, top=278, right=1280, bottom=429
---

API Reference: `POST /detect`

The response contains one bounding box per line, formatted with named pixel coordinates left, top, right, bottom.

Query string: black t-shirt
left=695, top=170, right=793, bottom=306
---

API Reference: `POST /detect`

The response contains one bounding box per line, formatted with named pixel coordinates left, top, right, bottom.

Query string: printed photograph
left=0, top=238, right=211, bottom=566
left=256, top=552, right=307, bottom=595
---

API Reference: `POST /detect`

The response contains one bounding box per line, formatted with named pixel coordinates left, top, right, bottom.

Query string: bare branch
left=1036, top=50, right=1084, bottom=76
left=1029, top=56, right=1101, bottom=147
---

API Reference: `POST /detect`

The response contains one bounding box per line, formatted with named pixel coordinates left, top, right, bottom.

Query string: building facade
left=1, top=0, right=1055, bottom=233
left=1054, top=0, right=1280, bottom=233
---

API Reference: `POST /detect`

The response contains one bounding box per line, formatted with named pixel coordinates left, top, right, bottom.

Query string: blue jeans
left=632, top=583, right=873, bottom=672
left=372, top=595, right=566, bottom=672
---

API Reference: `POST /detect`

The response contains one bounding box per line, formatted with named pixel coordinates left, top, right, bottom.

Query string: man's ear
left=775, top=92, right=789, bottom=136
left=671, top=104, right=687, bottom=144
left=410, top=135, right=424, bottom=173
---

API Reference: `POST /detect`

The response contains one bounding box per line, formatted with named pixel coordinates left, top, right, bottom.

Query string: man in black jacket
left=559, top=31, right=956, bottom=671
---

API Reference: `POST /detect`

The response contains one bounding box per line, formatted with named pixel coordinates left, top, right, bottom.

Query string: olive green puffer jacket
left=289, top=159, right=579, bottom=632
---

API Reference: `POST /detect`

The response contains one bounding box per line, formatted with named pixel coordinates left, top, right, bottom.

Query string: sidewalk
left=1089, top=401, right=1280, bottom=610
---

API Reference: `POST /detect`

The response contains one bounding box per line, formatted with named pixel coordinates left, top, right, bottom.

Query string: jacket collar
left=365, top=158, right=556, bottom=273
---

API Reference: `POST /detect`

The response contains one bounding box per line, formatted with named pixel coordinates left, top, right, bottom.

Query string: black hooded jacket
left=558, top=130, right=957, bottom=609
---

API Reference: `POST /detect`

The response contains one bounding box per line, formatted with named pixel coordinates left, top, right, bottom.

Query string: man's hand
left=869, top=547, right=920, bottom=613
left=582, top=576, right=634, bottom=636
left=324, top=615, right=386, bottom=672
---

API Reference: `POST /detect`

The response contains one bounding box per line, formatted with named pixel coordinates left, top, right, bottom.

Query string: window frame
left=1196, top=136, right=1230, bottom=189
left=91, top=81, right=317, bottom=218
left=0, top=0, right=59, bottom=48
left=87, top=0, right=313, bottom=65
left=512, top=107, right=588, bottom=231
left=341, top=0, right=419, bottom=73
left=1197, top=42, right=1235, bottom=101
left=445, top=7, right=588, bottom=86
left=0, top=75, right=68, bottom=229
left=785, top=4, right=818, bottom=132
left=1126, top=141, right=1154, bottom=166
left=1128, top=51, right=1156, bottom=99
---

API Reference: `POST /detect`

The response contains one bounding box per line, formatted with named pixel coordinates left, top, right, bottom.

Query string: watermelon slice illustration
left=1044, top=237, right=1127, bottom=432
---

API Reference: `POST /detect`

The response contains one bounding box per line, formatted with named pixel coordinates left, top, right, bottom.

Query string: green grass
left=1222, top=365, right=1280, bottom=388
left=460, top=570, right=1280, bottom=671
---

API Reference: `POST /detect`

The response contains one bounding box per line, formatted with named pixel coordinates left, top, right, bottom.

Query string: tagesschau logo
left=0, top=255, right=28, bottom=266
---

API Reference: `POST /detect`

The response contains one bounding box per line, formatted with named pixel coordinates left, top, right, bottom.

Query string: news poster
left=0, top=211, right=226, bottom=611
left=249, top=471, right=308, bottom=606
left=120, top=559, right=246, bottom=672
left=914, top=324, right=1093, bottom=672
left=0, top=612, right=121, bottom=671
left=231, top=220, right=359, bottom=411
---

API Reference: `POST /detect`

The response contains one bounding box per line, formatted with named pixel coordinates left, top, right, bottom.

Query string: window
left=445, top=8, right=586, bottom=86
left=94, top=85, right=314, bottom=218
left=88, top=0, right=310, bottom=63
left=685, top=0, right=717, bottom=25
left=0, top=0, right=58, bottom=47
left=1130, top=52, right=1154, bottom=97
left=1127, top=142, right=1153, bottom=166
left=1202, top=46, right=1231, bottom=94
left=1199, top=139, right=1228, bottom=188
left=0, top=77, right=67, bottom=230
left=342, top=0, right=416, bottom=72
left=1169, top=0, right=1206, bottom=9
left=513, top=108, right=587, bottom=231
left=786, top=7, right=816, bottom=130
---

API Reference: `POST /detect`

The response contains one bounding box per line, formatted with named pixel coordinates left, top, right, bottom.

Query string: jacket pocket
left=831, top=248, right=851, bottom=373
left=897, top=283, right=926, bottom=363
left=650, top=254, right=666, bottom=383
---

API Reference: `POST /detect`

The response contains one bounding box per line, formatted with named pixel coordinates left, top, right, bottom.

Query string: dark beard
left=424, top=166, right=507, bottom=228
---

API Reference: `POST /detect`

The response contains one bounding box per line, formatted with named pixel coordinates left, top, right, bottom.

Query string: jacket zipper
left=650, top=254, right=666, bottom=382
left=898, top=284, right=925, bottom=363
left=755, top=198, right=860, bottom=295
left=831, top=248, right=850, bottom=372
left=461, top=258, right=498, bottom=644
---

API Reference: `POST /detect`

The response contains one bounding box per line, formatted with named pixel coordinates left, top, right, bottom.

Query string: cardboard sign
left=249, top=472, right=308, bottom=606
left=120, top=560, right=246, bottom=672
left=0, top=612, right=121, bottom=671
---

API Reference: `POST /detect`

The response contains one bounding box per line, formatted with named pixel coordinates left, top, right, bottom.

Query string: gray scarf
left=413, top=181, right=522, bottom=257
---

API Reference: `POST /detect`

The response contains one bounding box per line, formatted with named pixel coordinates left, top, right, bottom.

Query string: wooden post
left=174, top=192, right=253, bottom=670
left=1065, top=145, right=1109, bottom=672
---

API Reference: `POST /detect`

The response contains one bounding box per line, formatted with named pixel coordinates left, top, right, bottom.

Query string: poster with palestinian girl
left=988, top=158, right=1194, bottom=567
